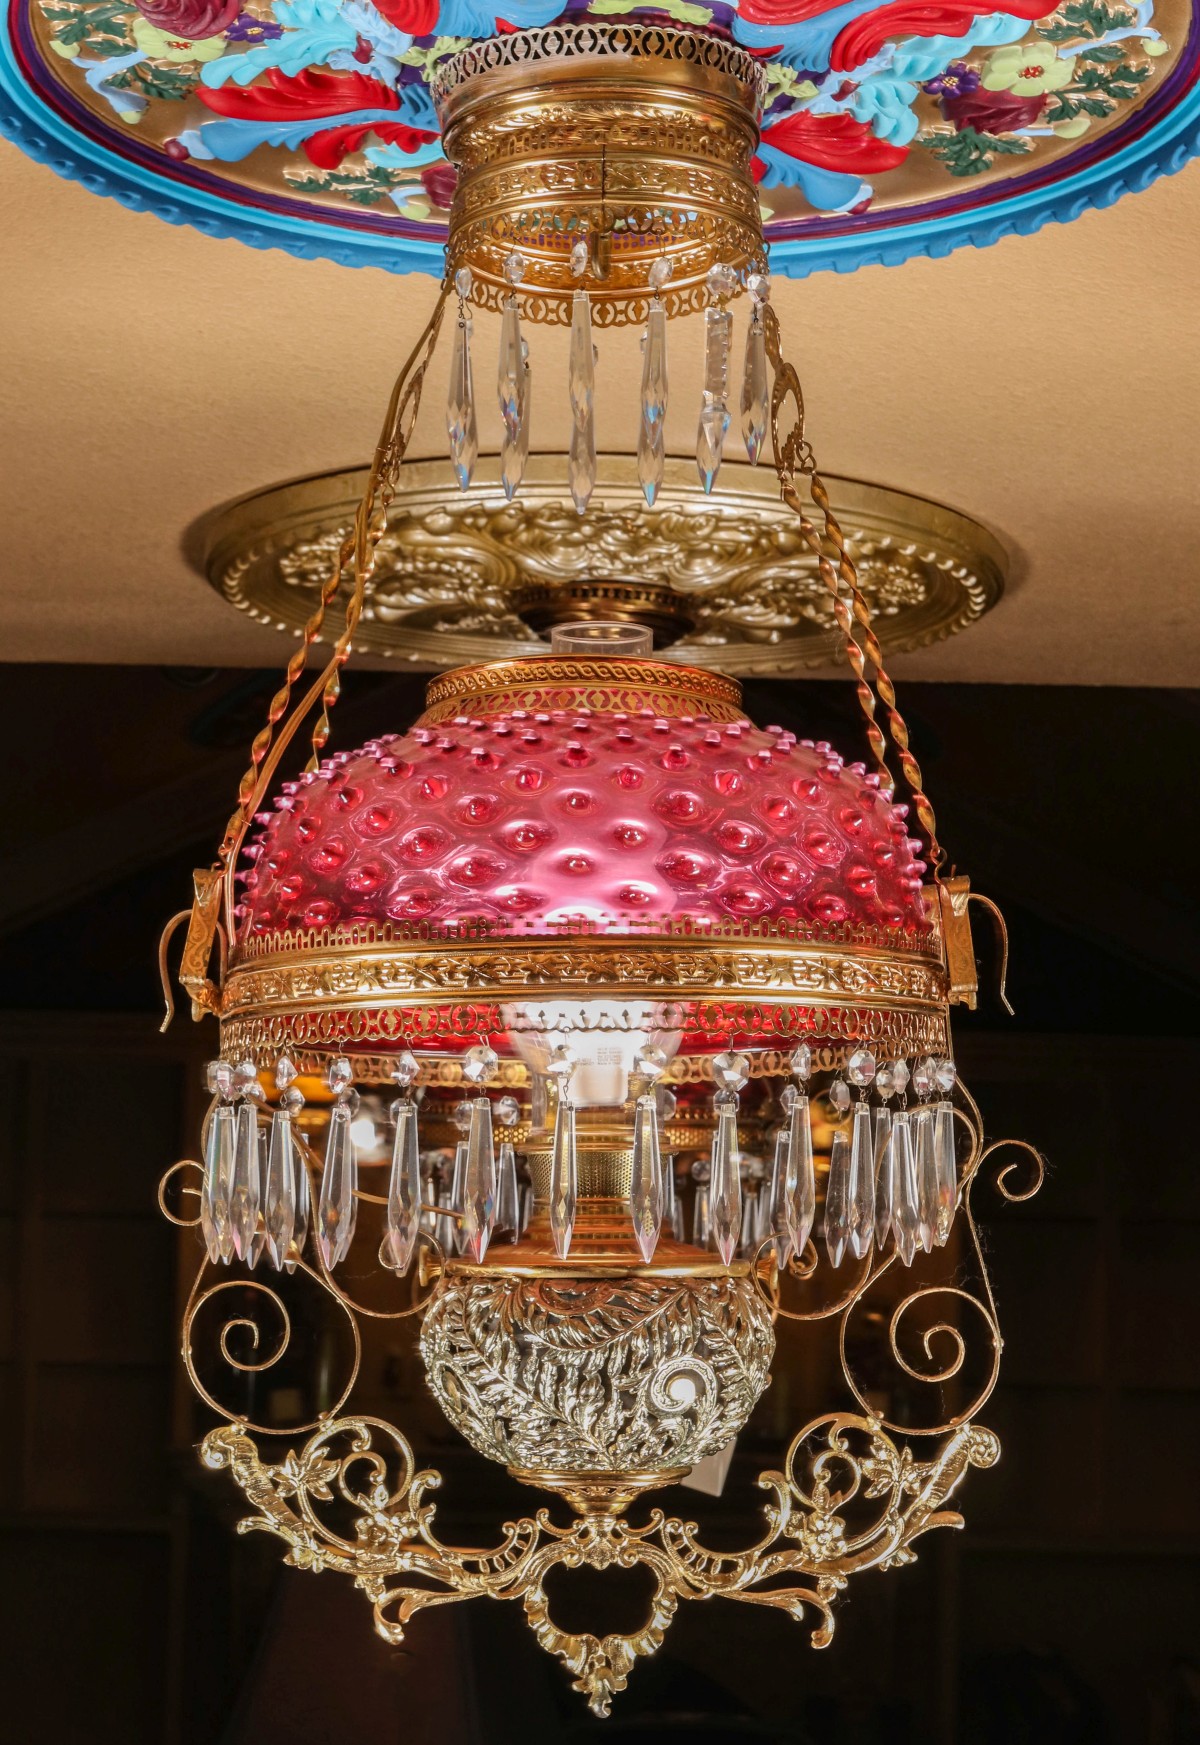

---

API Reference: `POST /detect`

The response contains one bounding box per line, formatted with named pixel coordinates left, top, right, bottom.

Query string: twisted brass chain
left=764, top=307, right=945, bottom=874
left=215, top=285, right=451, bottom=908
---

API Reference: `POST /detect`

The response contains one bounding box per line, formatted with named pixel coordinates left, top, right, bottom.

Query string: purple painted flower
left=923, top=62, right=981, bottom=100
left=224, top=10, right=283, bottom=41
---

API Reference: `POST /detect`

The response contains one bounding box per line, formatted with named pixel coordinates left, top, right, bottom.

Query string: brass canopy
left=200, top=456, right=1006, bottom=677
left=434, top=24, right=767, bottom=323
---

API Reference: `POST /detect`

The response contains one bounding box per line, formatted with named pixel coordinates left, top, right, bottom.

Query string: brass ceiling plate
left=201, top=456, right=1005, bottom=677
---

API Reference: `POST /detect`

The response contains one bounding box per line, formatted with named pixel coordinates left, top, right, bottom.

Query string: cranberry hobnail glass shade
left=238, top=693, right=929, bottom=941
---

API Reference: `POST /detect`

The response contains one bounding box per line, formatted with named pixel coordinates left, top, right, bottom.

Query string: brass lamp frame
left=158, top=23, right=1040, bottom=1718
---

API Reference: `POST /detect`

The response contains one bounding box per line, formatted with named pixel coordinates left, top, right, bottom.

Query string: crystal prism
left=317, top=1103, right=358, bottom=1269
left=568, top=290, right=596, bottom=513
left=229, top=1102, right=262, bottom=1265
left=630, top=1094, right=664, bottom=1262
left=638, top=301, right=668, bottom=508
left=497, top=297, right=523, bottom=438
left=461, top=1097, right=497, bottom=1263
left=248, top=1123, right=268, bottom=1270
left=287, top=1138, right=309, bottom=1274
left=787, top=1094, right=816, bottom=1256
left=710, top=1095, right=742, bottom=1266
left=933, top=1099, right=957, bottom=1245
left=696, top=396, right=730, bottom=495
left=569, top=408, right=596, bottom=514
left=847, top=1102, right=874, bottom=1260
left=693, top=1179, right=711, bottom=1247
left=384, top=1101, right=422, bottom=1274
left=549, top=1095, right=578, bottom=1259
left=447, top=311, right=477, bottom=490
left=824, top=1128, right=852, bottom=1266
left=263, top=1108, right=297, bottom=1270
left=740, top=312, right=768, bottom=465
left=767, top=1127, right=793, bottom=1268
left=495, top=1139, right=520, bottom=1240
left=872, top=1105, right=893, bottom=1249
left=448, top=1139, right=468, bottom=1254
left=890, top=1112, right=919, bottom=1266
left=201, top=1102, right=236, bottom=1265
left=501, top=343, right=531, bottom=503
left=914, top=1107, right=937, bottom=1253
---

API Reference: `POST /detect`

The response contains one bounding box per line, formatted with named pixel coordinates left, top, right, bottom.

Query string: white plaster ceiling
left=2, top=139, right=1198, bottom=684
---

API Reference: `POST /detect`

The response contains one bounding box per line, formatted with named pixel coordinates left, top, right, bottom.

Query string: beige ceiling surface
left=1, top=140, right=1198, bottom=684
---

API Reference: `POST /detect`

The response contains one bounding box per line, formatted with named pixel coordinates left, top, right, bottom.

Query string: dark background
left=2, top=663, right=1197, bottom=1745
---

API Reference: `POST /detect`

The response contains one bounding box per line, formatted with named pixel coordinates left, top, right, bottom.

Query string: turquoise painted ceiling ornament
left=2, top=0, right=1198, bottom=276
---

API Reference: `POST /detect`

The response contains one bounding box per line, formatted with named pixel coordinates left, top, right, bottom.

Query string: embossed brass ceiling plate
left=201, top=456, right=1005, bottom=677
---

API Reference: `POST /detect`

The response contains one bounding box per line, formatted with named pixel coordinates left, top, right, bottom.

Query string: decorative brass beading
left=434, top=25, right=767, bottom=323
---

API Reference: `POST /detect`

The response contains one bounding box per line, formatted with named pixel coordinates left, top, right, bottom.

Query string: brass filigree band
left=420, top=651, right=743, bottom=723
left=436, top=25, right=767, bottom=323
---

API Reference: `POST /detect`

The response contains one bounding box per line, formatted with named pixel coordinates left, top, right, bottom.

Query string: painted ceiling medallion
left=2, top=0, right=1197, bottom=279
left=200, top=456, right=1006, bottom=673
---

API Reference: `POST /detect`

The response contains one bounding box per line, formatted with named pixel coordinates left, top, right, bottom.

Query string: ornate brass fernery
left=159, top=21, right=1040, bottom=1719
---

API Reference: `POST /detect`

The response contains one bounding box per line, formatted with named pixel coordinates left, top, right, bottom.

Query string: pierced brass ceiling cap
left=434, top=24, right=767, bottom=323
left=200, top=455, right=1006, bottom=678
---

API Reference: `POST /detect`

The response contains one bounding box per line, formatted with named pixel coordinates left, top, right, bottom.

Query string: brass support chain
left=764, top=307, right=946, bottom=875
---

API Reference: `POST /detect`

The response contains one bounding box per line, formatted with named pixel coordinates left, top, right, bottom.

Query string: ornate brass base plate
left=200, top=456, right=1005, bottom=677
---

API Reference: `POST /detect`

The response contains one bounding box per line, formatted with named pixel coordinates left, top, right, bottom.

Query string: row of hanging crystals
left=447, top=267, right=478, bottom=490
left=637, top=258, right=671, bottom=507
left=200, top=1057, right=307, bottom=1272
left=696, top=262, right=737, bottom=493
left=822, top=1052, right=959, bottom=1268
left=568, top=242, right=597, bottom=513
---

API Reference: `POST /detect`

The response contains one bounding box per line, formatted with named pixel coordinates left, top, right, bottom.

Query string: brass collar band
left=435, top=24, right=768, bottom=324
left=421, top=651, right=743, bottom=723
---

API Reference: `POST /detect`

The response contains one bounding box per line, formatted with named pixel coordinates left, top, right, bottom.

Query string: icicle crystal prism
left=638, top=299, right=668, bottom=508
left=872, top=1105, right=893, bottom=1249
left=890, top=1112, right=919, bottom=1266
left=498, top=297, right=524, bottom=440
left=787, top=1093, right=816, bottom=1256
left=914, top=1107, right=937, bottom=1253
left=461, top=1097, right=497, bottom=1263
left=740, top=306, right=768, bottom=465
left=710, top=1093, right=742, bottom=1266
left=847, top=1102, right=874, bottom=1260
left=630, top=1094, right=664, bottom=1262
left=568, top=288, right=596, bottom=513
left=825, top=1127, right=852, bottom=1267
left=696, top=301, right=732, bottom=493
left=502, top=341, right=531, bottom=503
left=201, top=1100, right=236, bottom=1265
left=934, top=1099, right=957, bottom=1245
left=229, top=1100, right=262, bottom=1266
left=549, top=1094, right=578, bottom=1259
left=263, top=1104, right=298, bottom=1271
left=495, top=1139, right=520, bottom=1240
left=767, top=1127, right=793, bottom=1268
left=447, top=302, right=478, bottom=491
left=317, top=1100, right=358, bottom=1269
left=384, top=1100, right=422, bottom=1274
